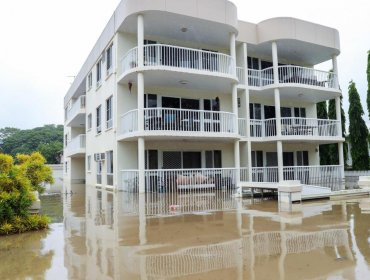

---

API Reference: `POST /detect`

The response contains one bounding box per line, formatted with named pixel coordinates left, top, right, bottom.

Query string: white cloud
left=0, top=0, right=369, bottom=129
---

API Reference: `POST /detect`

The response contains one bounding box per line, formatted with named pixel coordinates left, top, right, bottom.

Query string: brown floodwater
left=1, top=185, right=370, bottom=280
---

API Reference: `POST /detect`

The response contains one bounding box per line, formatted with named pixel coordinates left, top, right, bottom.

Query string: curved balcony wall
left=237, top=66, right=338, bottom=91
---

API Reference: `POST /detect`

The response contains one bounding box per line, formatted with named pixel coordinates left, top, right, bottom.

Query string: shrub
left=0, top=152, right=51, bottom=235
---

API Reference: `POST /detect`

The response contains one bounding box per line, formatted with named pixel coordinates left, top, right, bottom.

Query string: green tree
left=0, top=125, right=63, bottom=164
left=348, top=81, right=369, bottom=170
left=366, top=50, right=370, bottom=119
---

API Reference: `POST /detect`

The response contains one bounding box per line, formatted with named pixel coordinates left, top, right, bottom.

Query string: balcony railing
left=66, top=95, right=86, bottom=123
left=238, top=118, right=340, bottom=138
left=250, top=165, right=342, bottom=190
left=65, top=134, right=86, bottom=156
left=121, top=44, right=236, bottom=76
left=120, top=168, right=237, bottom=192
left=120, top=108, right=236, bottom=136
left=240, top=66, right=338, bottom=90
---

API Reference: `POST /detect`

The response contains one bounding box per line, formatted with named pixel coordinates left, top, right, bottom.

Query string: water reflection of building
left=63, top=184, right=87, bottom=280
left=62, top=186, right=370, bottom=279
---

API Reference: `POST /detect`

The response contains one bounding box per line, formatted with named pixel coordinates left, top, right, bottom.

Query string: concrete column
left=230, top=32, right=236, bottom=59
left=335, top=96, right=342, bottom=136
left=137, top=14, right=144, bottom=67
left=232, top=84, right=239, bottom=133
left=137, top=72, right=144, bottom=131
left=247, top=141, right=253, bottom=182
left=338, top=142, right=345, bottom=189
left=272, top=42, right=279, bottom=85
left=234, top=140, right=240, bottom=185
left=277, top=141, right=284, bottom=182
left=138, top=137, right=145, bottom=193
left=274, top=89, right=282, bottom=136
left=243, top=43, right=251, bottom=137
left=332, top=55, right=339, bottom=89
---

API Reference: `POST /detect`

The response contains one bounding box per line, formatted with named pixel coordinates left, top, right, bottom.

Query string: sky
left=0, top=0, right=369, bottom=129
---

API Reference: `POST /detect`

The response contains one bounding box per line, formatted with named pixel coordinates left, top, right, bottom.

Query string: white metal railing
left=65, top=134, right=86, bottom=155
left=121, top=47, right=138, bottom=74
left=251, top=167, right=279, bottom=183
left=282, top=165, right=342, bottom=190
left=241, top=66, right=338, bottom=90
left=236, top=67, right=245, bottom=84
left=281, top=118, right=340, bottom=137
left=240, top=167, right=249, bottom=182
left=239, top=118, right=340, bottom=138
left=278, top=65, right=338, bottom=89
left=121, top=168, right=237, bottom=192
left=121, top=44, right=235, bottom=76
left=120, top=108, right=236, bottom=136
left=66, top=95, right=86, bottom=122
left=121, top=109, right=138, bottom=135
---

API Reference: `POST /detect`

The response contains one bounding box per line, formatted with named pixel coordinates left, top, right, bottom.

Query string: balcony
left=66, top=95, right=86, bottom=127
left=249, top=165, right=342, bottom=190
left=118, top=44, right=236, bottom=92
left=120, top=168, right=238, bottom=192
left=119, top=108, right=237, bottom=140
left=65, top=134, right=86, bottom=158
left=237, top=65, right=338, bottom=92
left=238, top=117, right=341, bottom=141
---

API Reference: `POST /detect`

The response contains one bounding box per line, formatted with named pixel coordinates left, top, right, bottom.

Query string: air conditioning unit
left=94, top=153, right=106, bottom=162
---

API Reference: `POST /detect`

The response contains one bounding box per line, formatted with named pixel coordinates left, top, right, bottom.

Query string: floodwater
left=1, top=186, right=370, bottom=280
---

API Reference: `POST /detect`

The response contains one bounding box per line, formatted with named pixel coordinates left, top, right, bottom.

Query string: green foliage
left=366, top=50, right=370, bottom=119
left=17, top=152, right=54, bottom=193
left=0, top=125, right=63, bottom=164
left=348, top=81, right=369, bottom=170
left=316, top=101, right=328, bottom=119
left=0, top=152, right=51, bottom=235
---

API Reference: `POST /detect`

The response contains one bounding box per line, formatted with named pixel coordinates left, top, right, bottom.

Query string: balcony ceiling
left=119, top=69, right=237, bottom=92
left=246, top=40, right=338, bottom=66
left=119, top=11, right=236, bottom=48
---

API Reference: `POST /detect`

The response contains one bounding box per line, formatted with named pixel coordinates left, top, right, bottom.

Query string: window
left=205, top=150, right=222, bottom=168
left=294, top=107, right=306, bottom=118
left=106, top=44, right=113, bottom=74
left=106, top=96, right=113, bottom=129
left=64, top=134, right=69, bottom=146
left=247, top=56, right=259, bottom=70
left=97, top=161, right=102, bottom=184
left=87, top=72, right=92, bottom=90
left=96, top=59, right=102, bottom=86
left=261, top=60, right=273, bottom=69
left=64, top=161, right=68, bottom=173
left=87, top=155, right=91, bottom=172
left=96, top=106, right=102, bottom=134
left=87, top=113, right=92, bottom=131
left=106, top=150, right=113, bottom=185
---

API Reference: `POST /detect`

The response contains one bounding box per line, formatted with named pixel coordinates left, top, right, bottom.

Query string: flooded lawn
left=1, top=185, right=370, bottom=279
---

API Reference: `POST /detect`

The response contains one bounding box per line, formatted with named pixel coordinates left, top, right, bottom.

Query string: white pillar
left=247, top=141, right=252, bottom=182
left=335, top=96, right=342, bottom=136
left=234, top=140, right=240, bottom=185
left=277, top=141, right=284, bottom=182
left=230, top=32, right=236, bottom=59
left=275, top=89, right=282, bottom=137
left=137, top=14, right=144, bottom=67
left=332, top=55, right=339, bottom=89
left=338, top=142, right=345, bottom=189
left=243, top=43, right=250, bottom=137
left=138, top=137, right=145, bottom=193
left=272, top=42, right=279, bottom=85
left=232, top=84, right=239, bottom=133
left=138, top=72, right=144, bottom=131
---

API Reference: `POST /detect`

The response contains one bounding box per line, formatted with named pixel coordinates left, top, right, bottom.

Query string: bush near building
left=0, top=152, right=53, bottom=235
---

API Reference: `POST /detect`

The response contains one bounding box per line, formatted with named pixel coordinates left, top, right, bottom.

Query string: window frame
left=87, top=113, right=92, bottom=131
left=96, top=105, right=102, bottom=134
left=87, top=72, right=92, bottom=90
left=106, top=43, right=113, bottom=75
left=106, top=96, right=113, bottom=129
left=96, top=59, right=102, bottom=87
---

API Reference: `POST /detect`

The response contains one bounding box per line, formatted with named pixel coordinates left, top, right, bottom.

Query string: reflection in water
left=1, top=184, right=370, bottom=279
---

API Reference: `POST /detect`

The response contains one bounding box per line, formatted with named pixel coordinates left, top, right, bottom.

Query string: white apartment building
left=63, top=0, right=344, bottom=194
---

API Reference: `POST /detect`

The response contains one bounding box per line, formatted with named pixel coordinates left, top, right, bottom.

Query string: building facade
left=63, top=0, right=344, bottom=193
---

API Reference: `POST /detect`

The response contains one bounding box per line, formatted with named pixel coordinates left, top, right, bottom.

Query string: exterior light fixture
left=181, top=27, right=188, bottom=33
left=128, top=82, right=132, bottom=93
